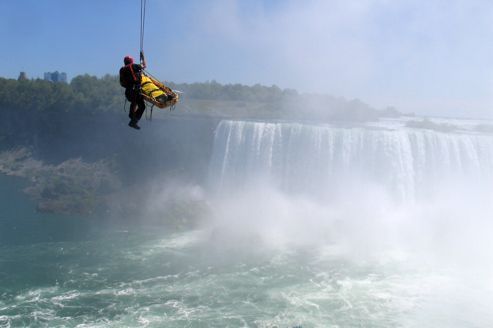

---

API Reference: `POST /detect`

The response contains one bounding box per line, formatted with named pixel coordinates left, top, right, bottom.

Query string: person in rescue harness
left=119, top=52, right=147, bottom=130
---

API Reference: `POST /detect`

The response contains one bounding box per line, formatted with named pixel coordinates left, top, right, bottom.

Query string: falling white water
left=209, top=120, right=493, bottom=201
left=2, top=120, right=493, bottom=327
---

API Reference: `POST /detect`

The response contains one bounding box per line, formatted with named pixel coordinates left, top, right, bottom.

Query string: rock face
left=0, top=148, right=121, bottom=214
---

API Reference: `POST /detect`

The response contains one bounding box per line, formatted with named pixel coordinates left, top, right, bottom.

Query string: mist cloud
left=155, top=0, right=493, bottom=118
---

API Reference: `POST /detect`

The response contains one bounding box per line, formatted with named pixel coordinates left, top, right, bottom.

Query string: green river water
left=1, top=174, right=492, bottom=327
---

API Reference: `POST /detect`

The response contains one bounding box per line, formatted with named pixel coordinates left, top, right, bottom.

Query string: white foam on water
left=3, top=118, right=493, bottom=327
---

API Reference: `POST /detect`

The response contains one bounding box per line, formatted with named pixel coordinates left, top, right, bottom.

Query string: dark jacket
left=119, top=64, right=144, bottom=89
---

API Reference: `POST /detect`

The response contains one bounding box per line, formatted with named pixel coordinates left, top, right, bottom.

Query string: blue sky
left=1, top=0, right=493, bottom=118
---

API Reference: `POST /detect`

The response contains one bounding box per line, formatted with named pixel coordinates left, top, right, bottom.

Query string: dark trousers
left=125, top=88, right=146, bottom=122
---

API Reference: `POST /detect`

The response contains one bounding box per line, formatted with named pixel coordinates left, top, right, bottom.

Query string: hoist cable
left=140, top=0, right=147, bottom=58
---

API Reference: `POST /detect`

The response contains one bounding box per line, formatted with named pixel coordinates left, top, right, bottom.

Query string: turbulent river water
left=2, top=118, right=493, bottom=327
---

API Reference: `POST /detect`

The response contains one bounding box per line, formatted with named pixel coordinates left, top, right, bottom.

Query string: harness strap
left=123, top=97, right=127, bottom=113
left=128, top=64, right=138, bottom=82
left=141, top=81, right=165, bottom=97
left=145, top=104, right=154, bottom=121
left=149, top=90, right=162, bottom=97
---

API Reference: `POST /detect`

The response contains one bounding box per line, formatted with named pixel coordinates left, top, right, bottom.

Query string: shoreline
left=0, top=148, right=121, bottom=215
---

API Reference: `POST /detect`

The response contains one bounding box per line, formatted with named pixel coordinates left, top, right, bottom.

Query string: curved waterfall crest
left=209, top=120, right=493, bottom=200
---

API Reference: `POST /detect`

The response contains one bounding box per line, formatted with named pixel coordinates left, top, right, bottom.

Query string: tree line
left=0, top=74, right=401, bottom=120
left=0, top=75, right=296, bottom=113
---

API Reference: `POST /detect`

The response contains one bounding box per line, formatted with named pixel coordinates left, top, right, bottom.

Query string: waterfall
left=209, top=120, right=493, bottom=201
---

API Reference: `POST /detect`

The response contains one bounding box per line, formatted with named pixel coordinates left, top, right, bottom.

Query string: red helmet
left=123, top=55, right=134, bottom=65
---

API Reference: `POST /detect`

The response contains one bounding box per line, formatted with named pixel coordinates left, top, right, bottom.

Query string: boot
left=128, top=120, right=141, bottom=130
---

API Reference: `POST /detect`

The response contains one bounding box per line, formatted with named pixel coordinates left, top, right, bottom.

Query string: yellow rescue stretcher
left=140, top=74, right=179, bottom=109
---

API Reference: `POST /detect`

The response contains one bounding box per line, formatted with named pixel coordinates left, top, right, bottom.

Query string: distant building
left=18, top=72, right=28, bottom=81
left=44, top=71, right=67, bottom=83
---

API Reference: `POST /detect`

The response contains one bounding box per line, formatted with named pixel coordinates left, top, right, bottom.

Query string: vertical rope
left=140, top=0, right=147, bottom=58
left=140, top=0, right=143, bottom=52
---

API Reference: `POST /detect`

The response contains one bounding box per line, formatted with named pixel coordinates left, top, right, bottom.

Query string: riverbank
left=0, top=147, right=211, bottom=231
left=0, top=148, right=120, bottom=215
